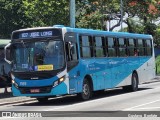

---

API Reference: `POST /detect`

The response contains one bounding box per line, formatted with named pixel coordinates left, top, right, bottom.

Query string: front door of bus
left=64, top=32, right=79, bottom=94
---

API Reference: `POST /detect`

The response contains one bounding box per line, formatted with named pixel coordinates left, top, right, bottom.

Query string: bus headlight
left=59, top=77, right=65, bottom=82
left=12, top=79, right=19, bottom=88
left=11, top=73, right=19, bottom=88
left=53, top=76, right=66, bottom=87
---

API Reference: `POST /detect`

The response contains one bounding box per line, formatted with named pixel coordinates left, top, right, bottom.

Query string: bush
left=155, top=55, right=160, bottom=74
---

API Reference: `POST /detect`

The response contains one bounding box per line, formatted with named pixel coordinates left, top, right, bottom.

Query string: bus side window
left=125, top=38, right=129, bottom=56
left=146, top=39, right=152, bottom=56
left=118, top=38, right=127, bottom=57
left=64, top=32, right=78, bottom=62
left=137, top=39, right=145, bottom=56
left=80, top=35, right=93, bottom=58
left=128, top=38, right=135, bottom=56
left=94, top=36, right=105, bottom=57
left=102, top=37, right=107, bottom=57
left=107, top=37, right=116, bottom=57
left=70, top=43, right=78, bottom=60
left=66, top=41, right=71, bottom=61
left=65, top=42, right=78, bottom=61
left=134, top=49, right=138, bottom=56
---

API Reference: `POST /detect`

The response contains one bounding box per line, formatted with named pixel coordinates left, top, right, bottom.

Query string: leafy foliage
left=0, top=0, right=160, bottom=46
left=0, top=0, right=69, bottom=38
left=154, top=25, right=160, bottom=47
left=76, top=0, right=121, bottom=30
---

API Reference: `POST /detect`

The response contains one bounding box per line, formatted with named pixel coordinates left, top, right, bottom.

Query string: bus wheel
left=128, top=73, right=138, bottom=92
left=79, top=79, right=92, bottom=100
left=123, top=73, right=138, bottom=92
left=36, top=97, right=48, bottom=102
left=131, top=73, right=138, bottom=91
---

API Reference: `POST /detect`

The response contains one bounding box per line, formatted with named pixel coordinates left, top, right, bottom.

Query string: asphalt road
left=0, top=80, right=160, bottom=119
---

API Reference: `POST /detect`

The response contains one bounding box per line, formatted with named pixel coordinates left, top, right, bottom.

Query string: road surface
left=0, top=79, right=160, bottom=119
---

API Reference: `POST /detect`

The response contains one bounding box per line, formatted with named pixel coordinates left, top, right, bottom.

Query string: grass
left=156, top=55, right=160, bottom=75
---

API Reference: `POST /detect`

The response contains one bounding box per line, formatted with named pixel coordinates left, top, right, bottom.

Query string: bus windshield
left=12, top=40, right=65, bottom=72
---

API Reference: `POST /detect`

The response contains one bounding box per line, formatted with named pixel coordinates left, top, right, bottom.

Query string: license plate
left=30, top=89, right=40, bottom=93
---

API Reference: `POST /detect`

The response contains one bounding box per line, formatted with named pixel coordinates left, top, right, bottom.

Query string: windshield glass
left=12, top=40, right=65, bottom=72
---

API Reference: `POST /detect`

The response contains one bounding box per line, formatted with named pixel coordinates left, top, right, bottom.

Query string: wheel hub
left=83, top=84, right=89, bottom=95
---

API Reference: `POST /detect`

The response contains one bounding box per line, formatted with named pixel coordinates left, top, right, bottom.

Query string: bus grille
left=19, top=86, right=52, bottom=94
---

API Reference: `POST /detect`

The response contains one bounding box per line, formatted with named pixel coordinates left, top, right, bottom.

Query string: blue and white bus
left=5, top=25, right=155, bottom=101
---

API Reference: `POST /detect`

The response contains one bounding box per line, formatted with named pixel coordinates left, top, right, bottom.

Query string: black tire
left=131, top=73, right=138, bottom=92
left=123, top=73, right=138, bottom=92
left=36, top=97, right=48, bottom=102
left=78, top=79, right=92, bottom=100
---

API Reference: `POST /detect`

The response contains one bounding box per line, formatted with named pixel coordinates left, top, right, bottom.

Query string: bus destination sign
left=19, top=31, right=53, bottom=39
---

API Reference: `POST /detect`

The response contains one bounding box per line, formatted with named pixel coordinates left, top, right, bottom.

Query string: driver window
left=66, top=42, right=78, bottom=61
left=71, top=43, right=77, bottom=60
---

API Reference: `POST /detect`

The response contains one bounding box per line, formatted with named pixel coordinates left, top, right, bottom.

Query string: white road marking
left=124, top=99, right=160, bottom=110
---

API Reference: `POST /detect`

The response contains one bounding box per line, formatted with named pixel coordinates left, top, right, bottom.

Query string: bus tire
left=131, top=73, right=138, bottom=91
left=36, top=97, right=48, bottom=102
left=78, top=78, right=92, bottom=100
left=123, top=73, right=138, bottom=92
left=129, top=73, right=139, bottom=92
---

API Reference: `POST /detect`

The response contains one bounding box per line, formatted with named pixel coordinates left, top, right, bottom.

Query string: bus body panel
left=74, top=56, right=153, bottom=92
left=116, top=57, right=155, bottom=87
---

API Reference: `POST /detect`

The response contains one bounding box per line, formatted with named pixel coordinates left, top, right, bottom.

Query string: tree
left=76, top=0, right=160, bottom=32
left=76, top=0, right=103, bottom=29
left=22, top=0, right=69, bottom=27
left=154, top=24, right=160, bottom=47
left=0, top=0, right=29, bottom=38
left=123, top=0, right=160, bottom=34
left=0, top=0, right=70, bottom=38
left=0, top=0, right=160, bottom=40
left=76, top=0, right=121, bottom=30
left=76, top=0, right=160, bottom=46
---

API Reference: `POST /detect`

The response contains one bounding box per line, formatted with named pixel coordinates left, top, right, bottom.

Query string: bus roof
left=0, top=39, right=11, bottom=48
left=12, top=25, right=153, bottom=40
left=65, top=27, right=152, bottom=40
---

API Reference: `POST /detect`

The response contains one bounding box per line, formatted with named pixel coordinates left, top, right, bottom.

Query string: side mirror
left=4, top=43, right=12, bottom=64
